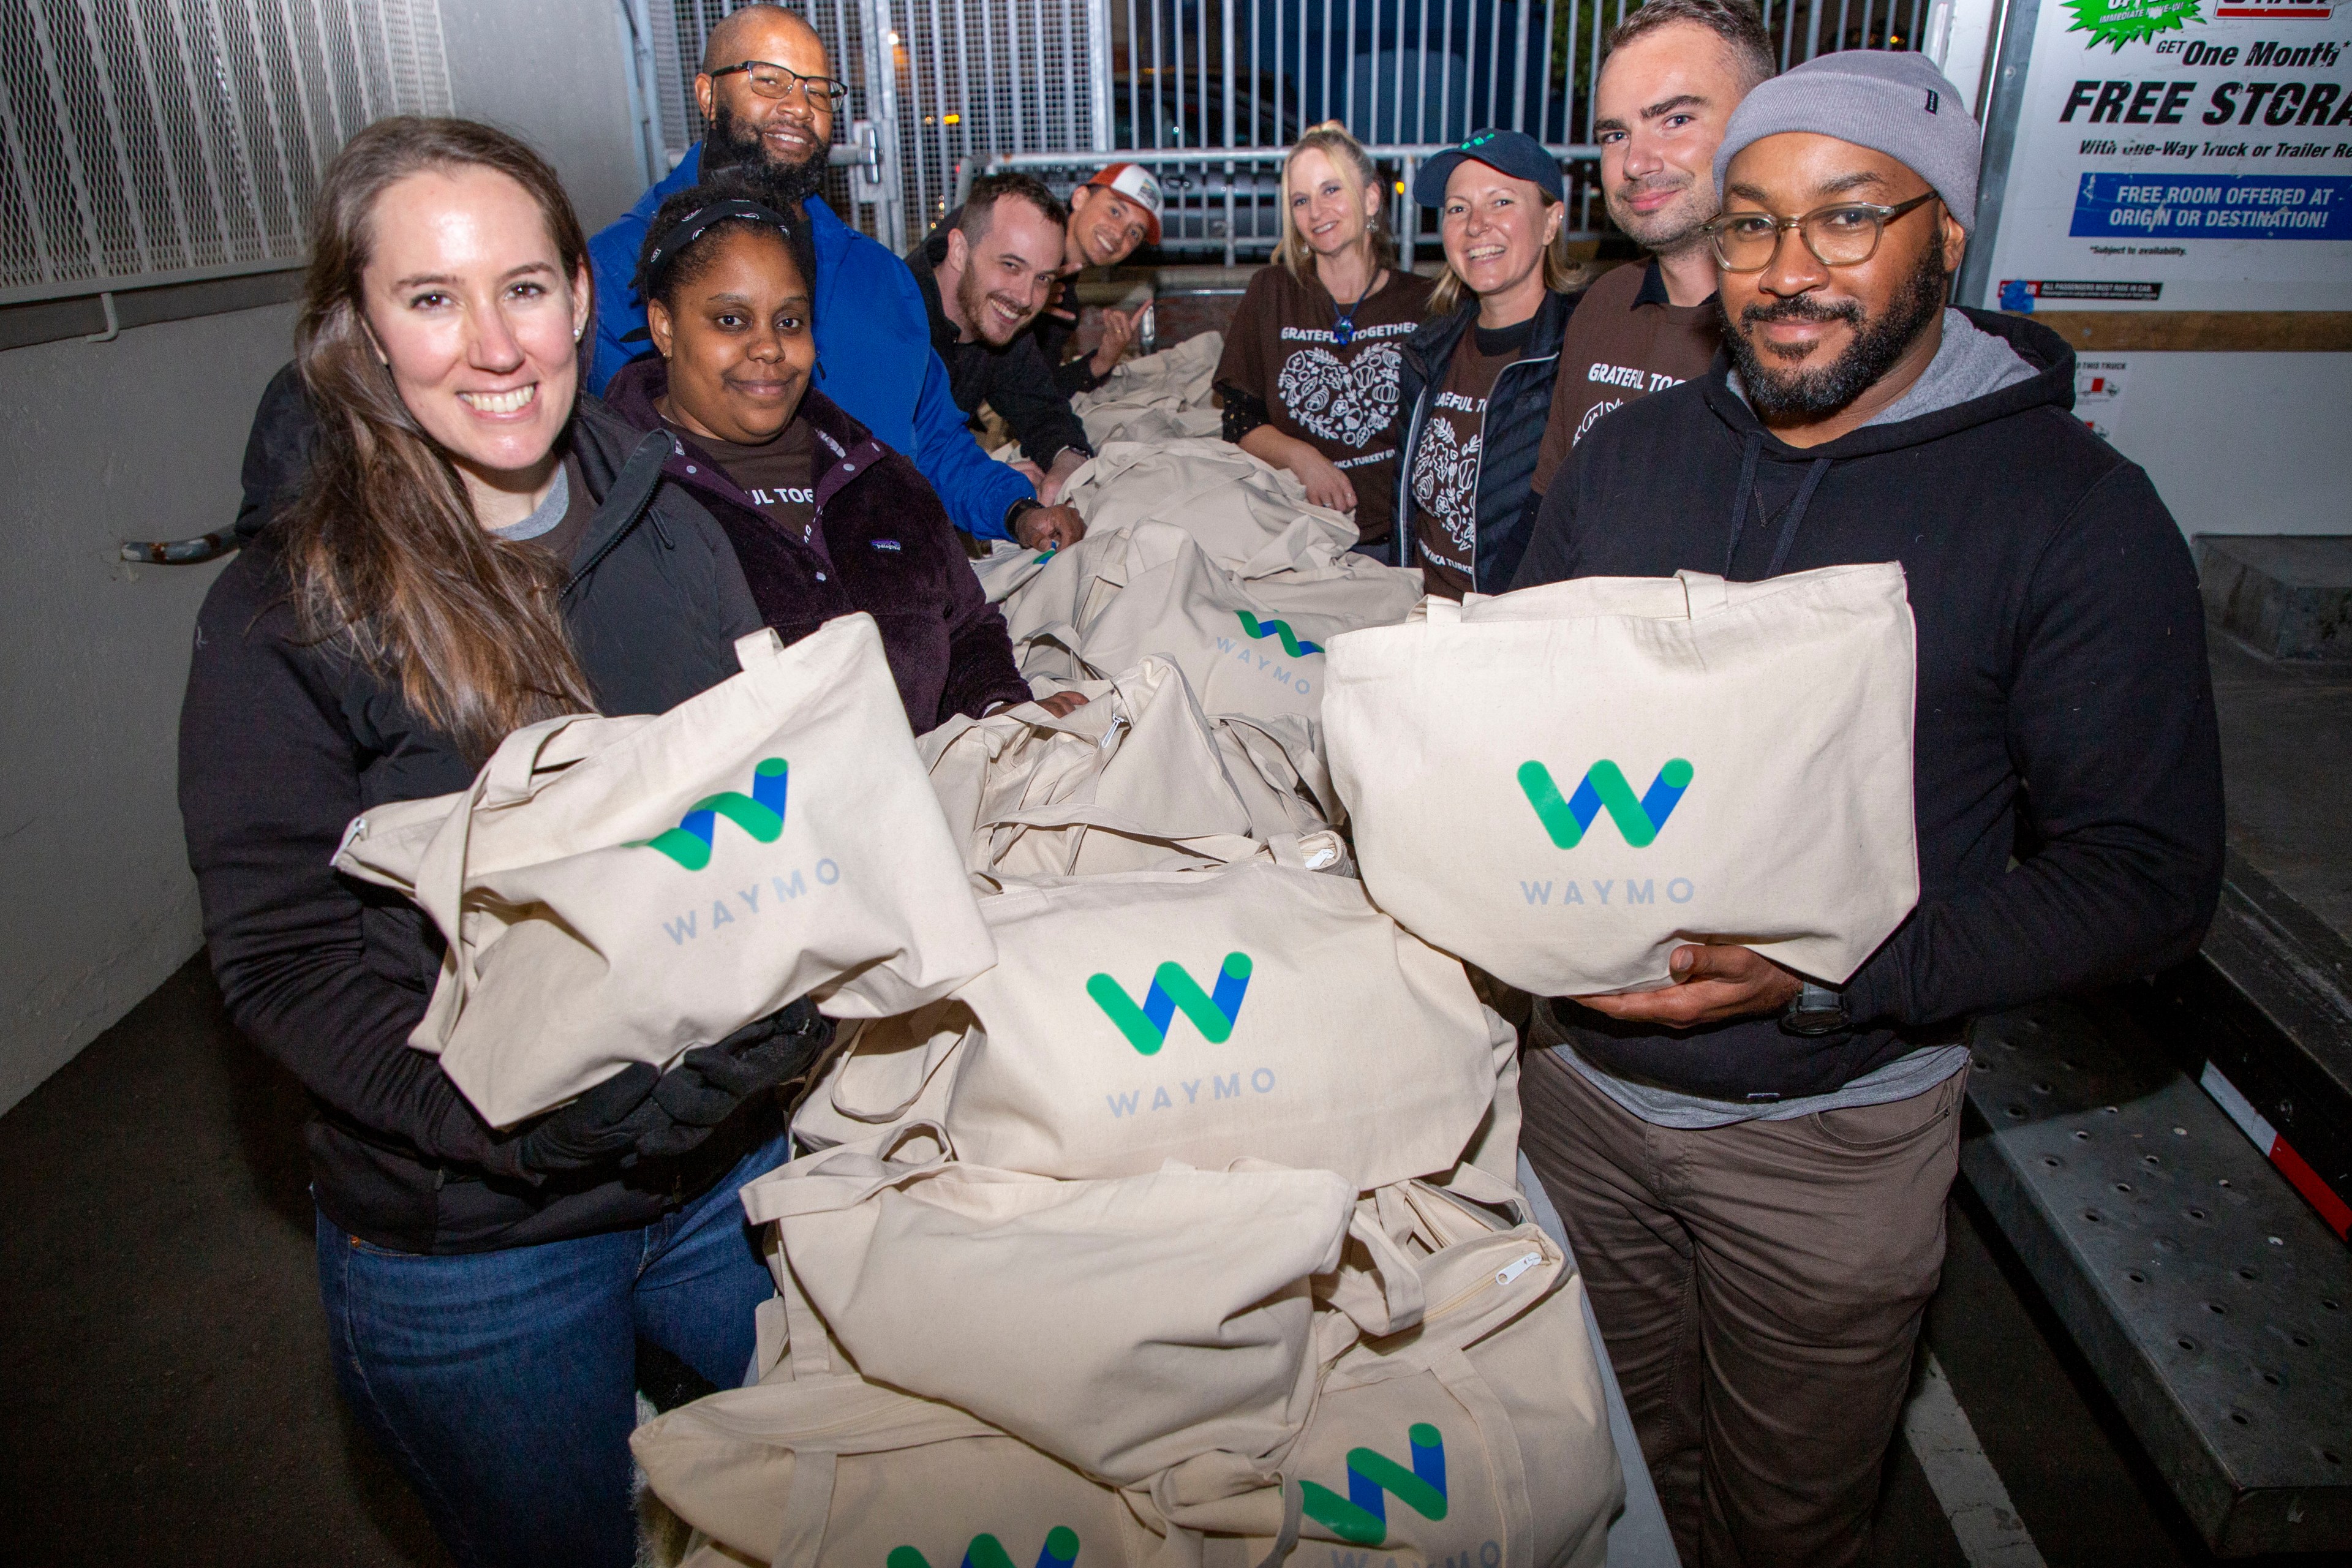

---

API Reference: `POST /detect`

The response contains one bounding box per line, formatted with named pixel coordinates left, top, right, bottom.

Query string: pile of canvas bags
left=1001, top=519, right=1418, bottom=727
left=919, top=657, right=1344, bottom=881
left=330, top=617, right=995, bottom=1127
left=1322, top=566, right=1921, bottom=996
left=1067, top=331, right=1225, bottom=446
left=631, top=856, right=1623, bottom=1563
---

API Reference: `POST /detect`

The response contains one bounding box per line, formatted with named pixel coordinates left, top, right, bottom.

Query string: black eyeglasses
left=1702, top=191, right=1939, bottom=273
left=708, top=59, right=850, bottom=105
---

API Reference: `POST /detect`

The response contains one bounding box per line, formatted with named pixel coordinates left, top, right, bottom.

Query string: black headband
left=623, top=198, right=796, bottom=340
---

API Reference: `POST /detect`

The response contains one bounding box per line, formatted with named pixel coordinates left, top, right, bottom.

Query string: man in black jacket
left=1513, top=52, right=2223, bottom=1567
left=908, top=173, right=1096, bottom=504
left=925, top=164, right=1164, bottom=396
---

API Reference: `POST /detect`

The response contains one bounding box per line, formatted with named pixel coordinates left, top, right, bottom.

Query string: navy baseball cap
left=1412, top=128, right=1565, bottom=206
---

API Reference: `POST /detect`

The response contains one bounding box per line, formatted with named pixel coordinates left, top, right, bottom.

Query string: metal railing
left=982, top=141, right=1596, bottom=266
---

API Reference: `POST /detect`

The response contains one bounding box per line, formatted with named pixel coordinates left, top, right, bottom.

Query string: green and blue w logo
left=1234, top=610, right=1321, bottom=657
left=1087, top=952, right=1252, bottom=1056
left=1518, top=758, right=1692, bottom=849
left=1301, top=1423, right=1449, bottom=1546
left=629, top=758, right=788, bottom=870
left=887, top=1528, right=1078, bottom=1568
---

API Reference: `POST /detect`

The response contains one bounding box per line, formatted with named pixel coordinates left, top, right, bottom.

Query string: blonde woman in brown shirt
left=1213, top=122, right=1433, bottom=551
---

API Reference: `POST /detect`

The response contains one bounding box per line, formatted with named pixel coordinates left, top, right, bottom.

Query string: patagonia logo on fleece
left=871, top=539, right=902, bottom=552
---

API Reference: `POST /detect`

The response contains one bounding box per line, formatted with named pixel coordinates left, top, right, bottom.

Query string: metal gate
left=649, top=0, right=1934, bottom=257
left=641, top=0, right=1112, bottom=253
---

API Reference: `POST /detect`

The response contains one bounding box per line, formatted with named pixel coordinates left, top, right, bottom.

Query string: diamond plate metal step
left=1961, top=998, right=2352, bottom=1557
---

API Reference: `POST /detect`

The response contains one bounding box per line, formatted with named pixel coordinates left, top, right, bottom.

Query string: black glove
left=500, top=1059, right=665, bottom=1179
left=492, top=1000, right=833, bottom=1180
left=628, top=999, right=838, bottom=1164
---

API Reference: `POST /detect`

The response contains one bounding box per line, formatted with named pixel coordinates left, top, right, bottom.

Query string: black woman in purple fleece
left=606, top=181, right=1072, bottom=731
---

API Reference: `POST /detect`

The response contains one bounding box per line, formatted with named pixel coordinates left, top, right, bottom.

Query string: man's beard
left=703, top=99, right=826, bottom=207
left=955, top=262, right=1034, bottom=345
left=1721, top=241, right=1949, bottom=421
left=1606, top=173, right=1710, bottom=254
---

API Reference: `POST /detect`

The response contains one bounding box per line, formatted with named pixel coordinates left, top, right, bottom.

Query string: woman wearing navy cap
left=1392, top=129, right=1587, bottom=597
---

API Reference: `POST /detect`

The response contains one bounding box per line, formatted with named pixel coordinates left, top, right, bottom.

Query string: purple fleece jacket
left=604, top=359, right=1030, bottom=731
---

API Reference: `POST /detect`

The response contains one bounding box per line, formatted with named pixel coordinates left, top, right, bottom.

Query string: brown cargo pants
left=1519, top=1030, right=1966, bottom=1568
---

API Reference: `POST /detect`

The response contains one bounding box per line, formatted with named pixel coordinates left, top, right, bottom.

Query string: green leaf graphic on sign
left=2063, top=0, right=2201, bottom=51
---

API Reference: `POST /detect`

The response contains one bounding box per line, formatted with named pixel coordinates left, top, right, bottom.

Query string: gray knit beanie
left=1712, top=50, right=1980, bottom=230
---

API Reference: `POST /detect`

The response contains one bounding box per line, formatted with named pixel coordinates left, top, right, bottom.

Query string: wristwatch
left=1781, top=979, right=1850, bottom=1036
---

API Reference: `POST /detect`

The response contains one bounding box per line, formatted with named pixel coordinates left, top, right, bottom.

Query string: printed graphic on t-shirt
left=1574, top=398, right=1624, bottom=447
left=1276, top=341, right=1405, bottom=448
left=745, top=481, right=816, bottom=508
left=1412, top=400, right=1485, bottom=552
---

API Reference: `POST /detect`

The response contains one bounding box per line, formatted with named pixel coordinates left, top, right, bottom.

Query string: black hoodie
left=179, top=400, right=777, bottom=1253
left=1513, top=309, right=2225, bottom=1101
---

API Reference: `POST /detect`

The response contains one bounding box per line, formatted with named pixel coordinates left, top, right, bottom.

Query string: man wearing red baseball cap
left=1048, top=164, right=1163, bottom=391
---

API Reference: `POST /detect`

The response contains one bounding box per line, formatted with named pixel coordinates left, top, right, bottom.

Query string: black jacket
left=1392, top=288, right=1576, bottom=594
left=233, top=363, right=314, bottom=540
left=179, top=400, right=775, bottom=1253
left=921, top=209, right=1105, bottom=398
left=1513, top=310, right=2225, bottom=1100
left=601, top=360, right=1030, bottom=729
left=906, top=242, right=1095, bottom=470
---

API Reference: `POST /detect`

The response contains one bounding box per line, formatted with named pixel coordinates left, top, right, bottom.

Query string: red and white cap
left=1084, top=162, right=1163, bottom=244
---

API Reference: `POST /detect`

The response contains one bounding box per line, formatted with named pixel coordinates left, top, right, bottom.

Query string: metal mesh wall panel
left=0, top=0, right=451, bottom=303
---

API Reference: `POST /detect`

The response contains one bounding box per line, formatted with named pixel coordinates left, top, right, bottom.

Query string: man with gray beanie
left=1513, top=50, right=2223, bottom=1566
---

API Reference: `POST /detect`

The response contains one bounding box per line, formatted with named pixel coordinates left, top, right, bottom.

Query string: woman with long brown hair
left=178, top=118, right=823, bottom=1567
left=1212, top=121, right=1433, bottom=552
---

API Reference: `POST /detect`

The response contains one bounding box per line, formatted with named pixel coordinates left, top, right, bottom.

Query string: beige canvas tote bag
left=919, top=660, right=1341, bottom=881
left=1070, top=333, right=1227, bottom=447
left=1150, top=1176, right=1620, bottom=1568
left=739, top=1131, right=1355, bottom=1485
left=942, top=864, right=1506, bottom=1189
left=1058, top=439, right=1357, bottom=567
left=631, top=1368, right=1193, bottom=1568
left=785, top=1000, right=978, bottom=1159
left=331, top=616, right=995, bottom=1126
left=1004, top=522, right=1411, bottom=725
left=1323, top=565, right=1919, bottom=997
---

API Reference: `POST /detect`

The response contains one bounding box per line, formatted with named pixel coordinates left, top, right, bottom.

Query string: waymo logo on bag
left=630, top=758, right=788, bottom=870
left=1517, top=758, right=1692, bottom=849
left=1086, top=952, right=1252, bottom=1055
left=1234, top=610, right=1321, bottom=657
left=1300, top=1423, right=1449, bottom=1546
left=886, top=1526, right=1079, bottom=1568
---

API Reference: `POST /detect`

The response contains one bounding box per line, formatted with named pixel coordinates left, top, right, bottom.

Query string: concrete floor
left=0, top=957, right=450, bottom=1567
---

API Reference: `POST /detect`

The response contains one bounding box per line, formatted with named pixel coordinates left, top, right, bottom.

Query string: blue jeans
left=315, top=1130, right=787, bottom=1568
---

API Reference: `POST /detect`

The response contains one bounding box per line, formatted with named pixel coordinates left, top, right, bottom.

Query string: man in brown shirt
left=1532, top=0, right=1776, bottom=492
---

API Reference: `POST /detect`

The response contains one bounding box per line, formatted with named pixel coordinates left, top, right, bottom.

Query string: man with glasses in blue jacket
left=587, top=4, right=1082, bottom=551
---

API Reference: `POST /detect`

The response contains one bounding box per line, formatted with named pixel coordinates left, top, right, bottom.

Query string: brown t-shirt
left=1532, top=258, right=1721, bottom=494
left=663, top=413, right=823, bottom=560
left=1408, top=323, right=1524, bottom=600
left=1215, top=263, right=1433, bottom=546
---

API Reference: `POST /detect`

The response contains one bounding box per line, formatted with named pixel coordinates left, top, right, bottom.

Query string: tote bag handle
left=1676, top=569, right=1731, bottom=619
